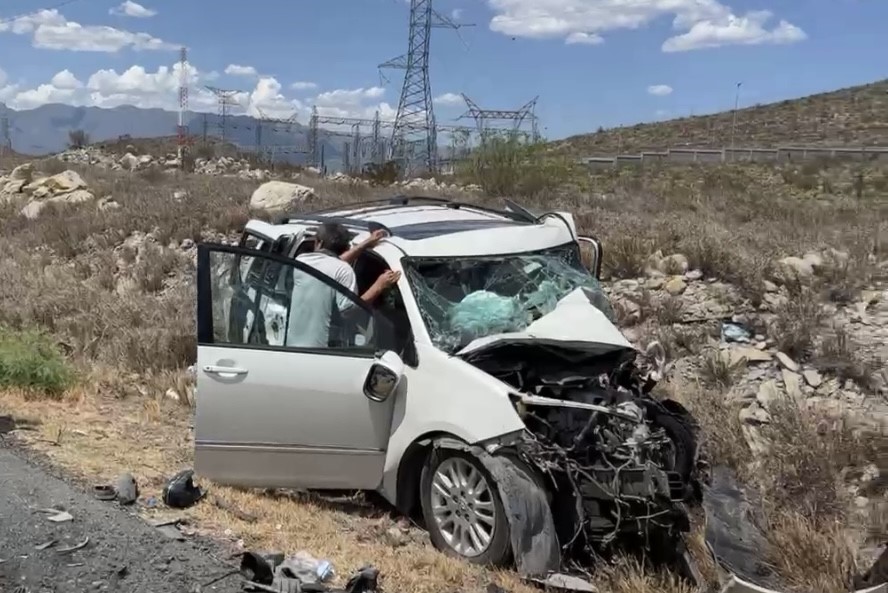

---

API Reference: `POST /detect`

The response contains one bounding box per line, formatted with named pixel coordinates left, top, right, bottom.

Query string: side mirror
left=363, top=351, right=405, bottom=402
left=577, top=236, right=603, bottom=280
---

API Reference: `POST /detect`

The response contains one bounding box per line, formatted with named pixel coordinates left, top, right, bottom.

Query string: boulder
left=660, top=253, right=690, bottom=275
left=9, top=163, right=33, bottom=182
left=41, top=170, right=87, bottom=194
left=120, top=152, right=139, bottom=170
left=249, top=181, right=317, bottom=214
left=664, top=277, right=687, bottom=296
left=802, top=369, right=823, bottom=388
left=775, top=352, right=800, bottom=372
left=21, top=189, right=96, bottom=219
left=774, top=256, right=815, bottom=284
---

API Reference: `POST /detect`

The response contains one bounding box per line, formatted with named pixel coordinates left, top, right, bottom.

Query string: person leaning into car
left=286, top=222, right=400, bottom=348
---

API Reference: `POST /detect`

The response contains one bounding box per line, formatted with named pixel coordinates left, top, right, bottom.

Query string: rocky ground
left=0, top=151, right=885, bottom=593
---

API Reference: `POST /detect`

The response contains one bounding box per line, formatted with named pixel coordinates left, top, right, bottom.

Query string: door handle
left=203, top=365, right=248, bottom=376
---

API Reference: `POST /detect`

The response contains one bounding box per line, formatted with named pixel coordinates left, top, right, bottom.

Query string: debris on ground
left=163, top=468, right=206, bottom=509
left=238, top=550, right=379, bottom=593
left=37, top=508, right=74, bottom=523
left=115, top=472, right=139, bottom=505
left=56, top=536, right=89, bottom=554
left=212, top=495, right=259, bottom=523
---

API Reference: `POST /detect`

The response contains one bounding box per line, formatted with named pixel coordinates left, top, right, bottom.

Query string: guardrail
left=578, top=145, right=888, bottom=169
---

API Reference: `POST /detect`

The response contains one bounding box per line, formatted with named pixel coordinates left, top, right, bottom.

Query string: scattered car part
left=115, top=472, right=139, bottom=505
left=163, top=469, right=205, bottom=509
left=34, top=540, right=57, bottom=551
left=92, top=484, right=116, bottom=501
left=56, top=536, right=89, bottom=554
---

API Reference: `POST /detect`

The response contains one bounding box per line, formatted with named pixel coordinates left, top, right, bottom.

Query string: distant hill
left=0, top=103, right=348, bottom=166
left=554, top=79, right=888, bottom=156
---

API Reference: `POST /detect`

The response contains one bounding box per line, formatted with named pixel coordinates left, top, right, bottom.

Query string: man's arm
left=361, top=270, right=401, bottom=306
left=340, top=229, right=388, bottom=265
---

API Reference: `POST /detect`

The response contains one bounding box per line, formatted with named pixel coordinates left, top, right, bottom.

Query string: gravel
left=0, top=444, right=242, bottom=593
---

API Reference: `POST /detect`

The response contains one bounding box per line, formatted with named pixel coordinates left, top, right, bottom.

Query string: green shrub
left=0, top=327, right=74, bottom=396
left=458, top=134, right=571, bottom=197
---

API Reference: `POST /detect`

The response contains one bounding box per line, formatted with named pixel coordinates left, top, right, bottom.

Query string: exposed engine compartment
left=462, top=342, right=699, bottom=565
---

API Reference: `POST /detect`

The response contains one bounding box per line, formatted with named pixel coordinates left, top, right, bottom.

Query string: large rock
left=9, top=163, right=33, bottom=182
left=21, top=189, right=96, bottom=219
left=249, top=181, right=316, bottom=214
left=774, top=256, right=815, bottom=285
left=120, top=153, right=139, bottom=170
left=41, top=170, right=87, bottom=194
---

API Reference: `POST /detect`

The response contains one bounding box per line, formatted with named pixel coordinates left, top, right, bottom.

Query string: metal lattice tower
left=379, top=0, right=469, bottom=177
left=177, top=47, right=190, bottom=166
left=459, top=94, right=540, bottom=143
left=0, top=111, right=10, bottom=157
left=205, top=86, right=241, bottom=144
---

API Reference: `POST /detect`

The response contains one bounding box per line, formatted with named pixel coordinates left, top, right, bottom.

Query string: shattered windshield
left=403, top=243, right=615, bottom=353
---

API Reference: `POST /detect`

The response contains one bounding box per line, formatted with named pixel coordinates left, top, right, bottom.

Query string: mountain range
left=0, top=103, right=351, bottom=165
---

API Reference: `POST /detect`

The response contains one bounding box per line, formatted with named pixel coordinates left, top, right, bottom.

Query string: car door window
left=199, top=244, right=388, bottom=355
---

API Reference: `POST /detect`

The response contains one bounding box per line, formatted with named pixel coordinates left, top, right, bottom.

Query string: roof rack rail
left=276, top=214, right=392, bottom=236
left=303, top=195, right=538, bottom=224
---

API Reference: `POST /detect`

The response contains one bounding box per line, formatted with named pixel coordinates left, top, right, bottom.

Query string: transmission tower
left=459, top=94, right=540, bottom=143
left=0, top=111, right=10, bottom=157
left=177, top=47, right=190, bottom=166
left=379, top=0, right=471, bottom=177
left=205, top=86, right=241, bottom=144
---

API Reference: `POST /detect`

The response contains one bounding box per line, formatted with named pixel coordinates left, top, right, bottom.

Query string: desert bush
left=362, top=160, right=400, bottom=186
left=814, top=326, right=881, bottom=393
left=768, top=288, right=824, bottom=360
left=758, top=396, right=874, bottom=519
left=459, top=135, right=571, bottom=197
left=0, top=326, right=74, bottom=396
left=133, top=244, right=183, bottom=293
left=138, top=165, right=167, bottom=184
left=604, top=236, right=654, bottom=279
left=698, top=348, right=744, bottom=389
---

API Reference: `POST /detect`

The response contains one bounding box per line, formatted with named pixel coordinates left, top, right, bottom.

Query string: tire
left=419, top=448, right=512, bottom=567
left=650, top=407, right=697, bottom=482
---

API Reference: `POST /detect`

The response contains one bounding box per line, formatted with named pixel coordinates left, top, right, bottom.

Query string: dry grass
left=814, top=326, right=882, bottom=393
left=2, top=153, right=888, bottom=592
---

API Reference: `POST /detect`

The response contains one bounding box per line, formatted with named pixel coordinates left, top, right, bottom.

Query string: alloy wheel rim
left=430, top=457, right=497, bottom=557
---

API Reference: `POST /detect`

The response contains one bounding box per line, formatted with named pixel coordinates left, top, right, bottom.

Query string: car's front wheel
left=419, top=449, right=511, bottom=566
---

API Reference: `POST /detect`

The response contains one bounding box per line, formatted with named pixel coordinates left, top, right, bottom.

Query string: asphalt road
left=0, top=444, right=242, bottom=593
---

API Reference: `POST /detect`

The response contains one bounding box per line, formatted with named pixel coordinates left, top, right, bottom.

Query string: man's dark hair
left=316, top=222, right=351, bottom=255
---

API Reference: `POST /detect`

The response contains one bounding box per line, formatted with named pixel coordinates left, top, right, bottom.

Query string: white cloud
left=0, top=58, right=399, bottom=127
left=434, top=92, right=464, bottom=106
left=0, top=67, right=7, bottom=88
left=0, top=8, right=175, bottom=52
left=51, top=69, right=83, bottom=90
left=662, top=11, right=806, bottom=52
left=290, top=81, right=318, bottom=91
left=313, top=86, right=395, bottom=120
left=452, top=8, right=464, bottom=19
left=647, top=84, right=673, bottom=96
left=110, top=1, right=157, bottom=18
left=225, top=64, right=258, bottom=77
left=486, top=0, right=806, bottom=52
left=565, top=32, right=603, bottom=45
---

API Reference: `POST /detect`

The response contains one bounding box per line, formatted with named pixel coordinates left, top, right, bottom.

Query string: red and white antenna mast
left=177, top=46, right=189, bottom=166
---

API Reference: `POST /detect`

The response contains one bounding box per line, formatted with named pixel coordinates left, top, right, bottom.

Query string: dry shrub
left=757, top=396, right=874, bottom=519
left=765, top=512, right=857, bottom=593
left=656, top=325, right=708, bottom=360
left=698, top=349, right=743, bottom=390
left=605, top=236, right=655, bottom=279
left=768, top=288, right=824, bottom=360
left=815, top=326, right=882, bottom=393
left=654, top=295, right=684, bottom=325
left=590, top=556, right=696, bottom=593
left=38, top=157, right=68, bottom=176
left=133, top=244, right=184, bottom=293
left=663, top=381, right=750, bottom=471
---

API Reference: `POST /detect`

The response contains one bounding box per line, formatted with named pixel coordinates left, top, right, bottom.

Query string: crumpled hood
left=456, top=287, right=633, bottom=358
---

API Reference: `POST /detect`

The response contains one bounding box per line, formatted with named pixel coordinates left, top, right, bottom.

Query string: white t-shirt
left=285, top=251, right=358, bottom=348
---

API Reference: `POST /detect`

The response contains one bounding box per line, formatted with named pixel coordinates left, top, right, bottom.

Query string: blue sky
left=0, top=0, right=885, bottom=140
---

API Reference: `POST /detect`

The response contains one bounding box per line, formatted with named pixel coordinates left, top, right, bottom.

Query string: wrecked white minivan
left=194, top=196, right=700, bottom=576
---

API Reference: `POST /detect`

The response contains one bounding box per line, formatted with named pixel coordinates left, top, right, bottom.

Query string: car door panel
left=194, top=243, right=398, bottom=491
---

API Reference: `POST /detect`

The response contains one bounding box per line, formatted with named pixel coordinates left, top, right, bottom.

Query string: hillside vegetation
left=0, top=149, right=886, bottom=593
left=554, top=79, right=888, bottom=156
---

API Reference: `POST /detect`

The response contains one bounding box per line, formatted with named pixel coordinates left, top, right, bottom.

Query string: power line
left=0, top=0, right=82, bottom=26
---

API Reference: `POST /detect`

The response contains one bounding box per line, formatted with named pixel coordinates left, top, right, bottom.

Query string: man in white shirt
left=286, top=223, right=400, bottom=348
